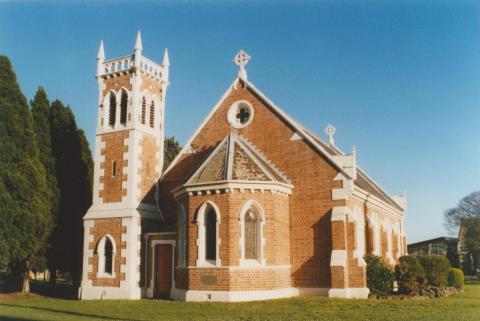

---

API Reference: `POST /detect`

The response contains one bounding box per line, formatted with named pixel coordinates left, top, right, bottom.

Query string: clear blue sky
left=1, top=1, right=479, bottom=243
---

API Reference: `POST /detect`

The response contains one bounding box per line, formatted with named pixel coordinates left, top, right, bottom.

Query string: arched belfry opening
left=120, top=90, right=128, bottom=125
left=108, top=92, right=117, bottom=126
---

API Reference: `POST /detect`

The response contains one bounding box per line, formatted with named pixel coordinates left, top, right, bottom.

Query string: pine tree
left=0, top=56, right=52, bottom=292
left=48, top=100, right=93, bottom=289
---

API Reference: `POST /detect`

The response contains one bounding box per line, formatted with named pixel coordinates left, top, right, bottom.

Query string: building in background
left=408, top=237, right=459, bottom=267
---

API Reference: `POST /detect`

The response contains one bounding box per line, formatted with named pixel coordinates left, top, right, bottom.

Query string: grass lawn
left=0, top=284, right=479, bottom=321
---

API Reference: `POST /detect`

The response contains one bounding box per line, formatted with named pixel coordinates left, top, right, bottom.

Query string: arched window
left=141, top=97, right=146, bottom=125
left=178, top=205, right=187, bottom=267
left=239, top=200, right=265, bottom=265
left=108, top=92, right=117, bottom=126
left=205, top=209, right=216, bottom=261
left=96, top=235, right=116, bottom=278
left=120, top=90, right=128, bottom=125
left=244, top=209, right=258, bottom=259
left=196, top=202, right=221, bottom=267
left=104, top=238, right=113, bottom=274
left=149, top=101, right=155, bottom=128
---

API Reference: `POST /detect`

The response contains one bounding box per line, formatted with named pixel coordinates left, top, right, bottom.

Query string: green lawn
left=1, top=285, right=479, bottom=321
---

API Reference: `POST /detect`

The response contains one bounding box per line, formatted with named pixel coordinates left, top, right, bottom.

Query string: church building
left=79, top=33, right=408, bottom=301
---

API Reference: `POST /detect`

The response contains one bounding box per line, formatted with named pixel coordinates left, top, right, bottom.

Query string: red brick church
left=79, top=33, right=408, bottom=301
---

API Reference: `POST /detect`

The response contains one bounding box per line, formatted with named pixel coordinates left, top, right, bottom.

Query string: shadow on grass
left=0, top=302, right=144, bottom=321
left=0, top=316, right=46, bottom=321
left=0, top=279, right=77, bottom=300
left=29, top=280, right=77, bottom=300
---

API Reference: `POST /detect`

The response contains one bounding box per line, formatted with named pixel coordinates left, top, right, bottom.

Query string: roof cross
left=324, top=124, right=336, bottom=145
left=234, top=50, right=251, bottom=80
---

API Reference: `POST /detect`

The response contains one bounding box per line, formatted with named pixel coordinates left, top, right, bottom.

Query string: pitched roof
left=163, top=77, right=404, bottom=211
left=301, top=128, right=403, bottom=210
left=186, top=132, right=290, bottom=185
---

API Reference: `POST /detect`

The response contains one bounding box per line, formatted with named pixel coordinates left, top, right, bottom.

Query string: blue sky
left=1, top=1, right=479, bottom=243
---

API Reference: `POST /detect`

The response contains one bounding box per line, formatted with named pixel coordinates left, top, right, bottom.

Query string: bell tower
left=80, top=32, right=169, bottom=300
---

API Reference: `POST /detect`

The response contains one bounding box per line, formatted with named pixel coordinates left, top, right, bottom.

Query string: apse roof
left=186, top=132, right=290, bottom=185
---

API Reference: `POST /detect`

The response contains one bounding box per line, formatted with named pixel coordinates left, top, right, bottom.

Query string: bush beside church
left=365, top=254, right=464, bottom=299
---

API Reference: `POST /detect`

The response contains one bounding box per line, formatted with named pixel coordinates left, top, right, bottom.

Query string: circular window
left=227, top=100, right=254, bottom=128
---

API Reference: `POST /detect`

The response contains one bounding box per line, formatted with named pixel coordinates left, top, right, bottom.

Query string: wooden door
left=155, top=244, right=173, bottom=298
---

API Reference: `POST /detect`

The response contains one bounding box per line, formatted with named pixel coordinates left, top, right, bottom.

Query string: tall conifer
left=31, top=88, right=60, bottom=272
left=48, top=100, right=92, bottom=288
left=0, top=56, right=52, bottom=292
left=31, top=87, right=59, bottom=210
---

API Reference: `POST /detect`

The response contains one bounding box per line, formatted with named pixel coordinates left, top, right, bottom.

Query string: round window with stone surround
left=227, top=100, right=254, bottom=129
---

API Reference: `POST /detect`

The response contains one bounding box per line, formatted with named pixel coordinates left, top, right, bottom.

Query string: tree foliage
left=31, top=87, right=60, bottom=271
left=444, top=191, right=480, bottom=272
left=448, top=268, right=464, bottom=288
left=47, top=100, right=93, bottom=288
left=395, top=256, right=426, bottom=295
left=417, top=254, right=451, bottom=287
left=365, top=254, right=394, bottom=297
left=444, top=191, right=480, bottom=234
left=163, top=136, right=181, bottom=171
left=0, top=56, right=53, bottom=291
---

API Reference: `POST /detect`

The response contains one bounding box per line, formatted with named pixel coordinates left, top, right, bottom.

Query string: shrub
left=448, top=268, right=465, bottom=288
left=418, top=254, right=451, bottom=286
left=395, top=255, right=426, bottom=295
left=364, top=254, right=394, bottom=297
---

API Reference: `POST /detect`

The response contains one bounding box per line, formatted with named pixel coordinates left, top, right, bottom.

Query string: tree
left=163, top=136, right=181, bottom=171
left=47, top=100, right=93, bottom=289
left=444, top=191, right=480, bottom=233
left=444, top=192, right=480, bottom=272
left=0, top=56, right=52, bottom=292
left=31, top=87, right=60, bottom=277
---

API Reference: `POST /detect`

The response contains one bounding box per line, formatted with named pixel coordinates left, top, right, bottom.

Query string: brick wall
left=99, top=131, right=129, bottom=203
left=160, top=82, right=342, bottom=289
left=88, top=218, right=126, bottom=287
left=393, top=232, right=399, bottom=262
left=138, top=134, right=158, bottom=204
left=169, top=190, right=291, bottom=291
left=346, top=221, right=366, bottom=288
left=185, top=191, right=290, bottom=267
left=140, top=74, right=163, bottom=96
left=366, top=222, right=375, bottom=254
left=176, top=266, right=291, bottom=291
left=102, top=74, right=133, bottom=97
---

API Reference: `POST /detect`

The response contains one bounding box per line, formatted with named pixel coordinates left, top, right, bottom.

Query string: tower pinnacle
left=163, top=48, right=170, bottom=66
left=134, top=31, right=143, bottom=51
left=97, top=41, right=105, bottom=60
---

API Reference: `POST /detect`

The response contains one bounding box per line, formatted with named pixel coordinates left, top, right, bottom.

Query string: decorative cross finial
left=324, top=124, right=336, bottom=145
left=233, top=50, right=251, bottom=80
